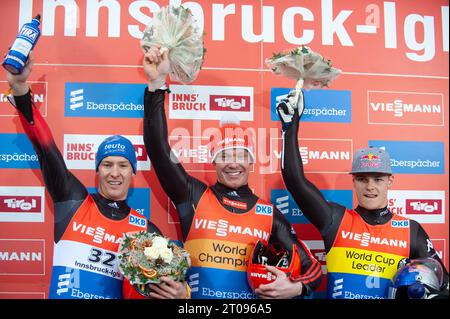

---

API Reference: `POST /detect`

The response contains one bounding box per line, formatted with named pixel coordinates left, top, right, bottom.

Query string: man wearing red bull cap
left=276, top=89, right=449, bottom=299
left=142, top=47, right=322, bottom=299
left=4, top=53, right=188, bottom=299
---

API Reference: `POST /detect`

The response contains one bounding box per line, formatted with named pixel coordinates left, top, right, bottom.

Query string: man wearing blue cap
left=276, top=89, right=448, bottom=299
left=4, top=54, right=189, bottom=299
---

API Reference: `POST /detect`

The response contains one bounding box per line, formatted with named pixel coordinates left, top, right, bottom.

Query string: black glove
left=276, top=89, right=305, bottom=131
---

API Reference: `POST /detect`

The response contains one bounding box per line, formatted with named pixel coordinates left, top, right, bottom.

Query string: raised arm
left=278, top=90, right=342, bottom=237
left=142, top=47, right=198, bottom=205
left=5, top=54, right=87, bottom=204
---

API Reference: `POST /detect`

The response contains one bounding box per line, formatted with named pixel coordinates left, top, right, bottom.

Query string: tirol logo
left=64, top=83, right=146, bottom=118
left=88, top=187, right=150, bottom=220
left=271, top=138, right=352, bottom=173
left=0, top=134, right=40, bottom=169
left=369, top=140, right=444, bottom=174
left=388, top=190, right=445, bottom=224
left=0, top=186, right=45, bottom=222
left=0, top=81, right=47, bottom=117
left=255, top=204, right=273, bottom=216
left=271, top=189, right=352, bottom=224
left=169, top=85, right=253, bottom=121
left=406, top=200, right=442, bottom=215
left=1, top=196, right=40, bottom=212
left=0, top=239, right=45, bottom=275
left=368, top=91, right=444, bottom=126
left=270, top=88, right=351, bottom=123
left=210, top=95, right=250, bottom=112
left=64, top=134, right=150, bottom=171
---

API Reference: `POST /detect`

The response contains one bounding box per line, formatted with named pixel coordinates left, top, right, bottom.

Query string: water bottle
left=3, top=14, right=41, bottom=74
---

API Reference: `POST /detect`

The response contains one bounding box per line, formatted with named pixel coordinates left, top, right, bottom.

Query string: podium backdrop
left=0, top=0, right=448, bottom=299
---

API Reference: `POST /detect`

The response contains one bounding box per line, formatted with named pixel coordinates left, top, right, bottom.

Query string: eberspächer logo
left=0, top=134, right=39, bottom=169
left=369, top=140, right=444, bottom=174
left=270, top=189, right=353, bottom=224
left=270, top=88, right=351, bottom=123
left=64, top=83, right=146, bottom=118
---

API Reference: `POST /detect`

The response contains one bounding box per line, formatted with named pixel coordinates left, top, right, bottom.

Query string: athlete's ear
left=387, top=175, right=394, bottom=188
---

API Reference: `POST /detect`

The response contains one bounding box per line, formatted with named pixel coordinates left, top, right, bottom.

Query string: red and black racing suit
left=12, top=91, right=161, bottom=299
left=280, top=110, right=449, bottom=299
left=143, top=88, right=322, bottom=299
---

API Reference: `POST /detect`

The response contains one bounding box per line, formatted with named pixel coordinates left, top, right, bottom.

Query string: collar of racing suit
left=211, top=182, right=258, bottom=213
left=355, top=205, right=393, bottom=226
left=91, top=192, right=131, bottom=220
left=212, top=182, right=254, bottom=198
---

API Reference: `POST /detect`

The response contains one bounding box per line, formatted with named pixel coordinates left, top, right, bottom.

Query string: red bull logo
left=361, top=154, right=379, bottom=160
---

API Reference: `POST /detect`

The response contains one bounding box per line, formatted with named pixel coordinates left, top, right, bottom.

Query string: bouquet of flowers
left=118, top=231, right=191, bottom=297
left=140, top=5, right=205, bottom=84
left=265, top=46, right=341, bottom=90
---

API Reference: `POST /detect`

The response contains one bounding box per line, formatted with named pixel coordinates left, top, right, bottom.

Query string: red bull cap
left=350, top=147, right=392, bottom=175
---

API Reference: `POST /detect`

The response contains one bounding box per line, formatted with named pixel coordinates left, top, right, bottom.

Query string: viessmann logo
left=169, top=85, right=253, bottom=121
left=341, top=231, right=408, bottom=248
left=193, top=218, right=270, bottom=241
left=72, top=222, right=121, bottom=244
left=64, top=83, right=146, bottom=118
left=388, top=190, right=445, bottom=224
left=64, top=134, right=150, bottom=171
left=0, top=186, right=45, bottom=222
left=168, top=135, right=215, bottom=172
left=0, top=239, right=45, bottom=275
left=368, top=91, right=444, bottom=126
left=270, top=138, right=353, bottom=173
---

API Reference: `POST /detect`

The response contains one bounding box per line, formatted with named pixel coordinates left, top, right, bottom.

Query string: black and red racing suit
left=143, top=88, right=322, bottom=299
left=11, top=91, right=161, bottom=299
left=280, top=110, right=449, bottom=299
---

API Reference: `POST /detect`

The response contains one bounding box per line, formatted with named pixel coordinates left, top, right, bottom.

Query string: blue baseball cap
left=95, top=135, right=137, bottom=174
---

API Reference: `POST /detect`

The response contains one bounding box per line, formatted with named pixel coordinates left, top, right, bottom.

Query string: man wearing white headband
left=142, top=46, right=322, bottom=299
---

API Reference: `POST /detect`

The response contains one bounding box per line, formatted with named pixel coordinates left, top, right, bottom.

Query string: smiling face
left=97, top=156, right=133, bottom=201
left=214, top=148, right=253, bottom=189
left=352, top=173, right=394, bottom=210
